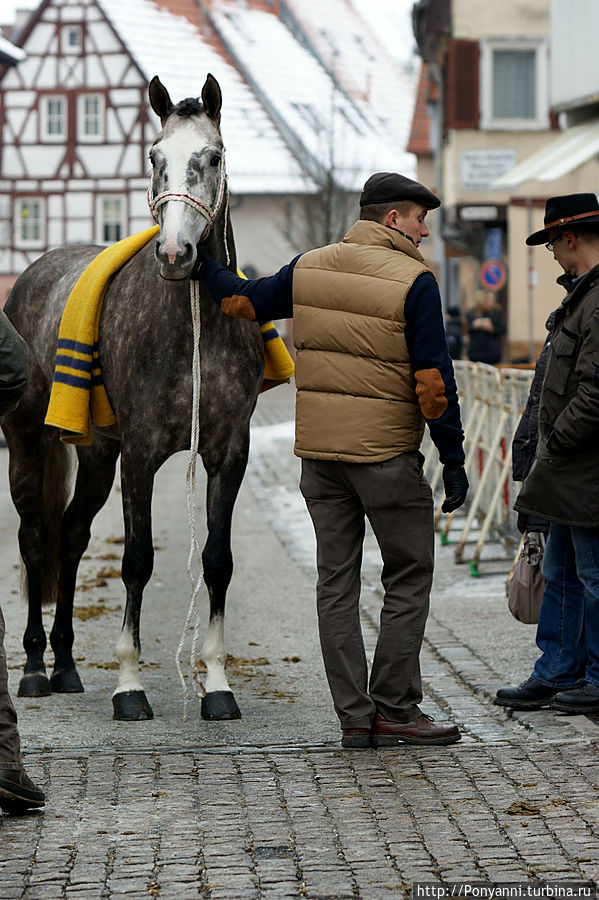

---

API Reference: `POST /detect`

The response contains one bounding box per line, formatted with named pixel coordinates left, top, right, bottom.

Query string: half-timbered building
left=0, top=0, right=417, bottom=301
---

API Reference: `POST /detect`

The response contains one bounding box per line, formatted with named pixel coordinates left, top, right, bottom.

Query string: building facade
left=411, top=0, right=556, bottom=361
left=0, top=0, right=417, bottom=303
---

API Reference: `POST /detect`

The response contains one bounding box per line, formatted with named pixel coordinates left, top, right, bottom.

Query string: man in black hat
left=495, top=193, right=599, bottom=715
left=196, top=171, right=468, bottom=747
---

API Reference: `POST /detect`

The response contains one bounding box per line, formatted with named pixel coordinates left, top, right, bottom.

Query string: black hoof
left=201, top=690, right=241, bottom=720
left=50, top=668, right=84, bottom=693
left=112, top=690, right=154, bottom=721
left=17, top=672, right=51, bottom=697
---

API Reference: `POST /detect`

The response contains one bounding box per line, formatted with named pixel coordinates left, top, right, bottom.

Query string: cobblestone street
left=1, top=383, right=599, bottom=898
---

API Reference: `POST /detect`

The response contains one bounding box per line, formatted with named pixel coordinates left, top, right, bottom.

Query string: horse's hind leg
left=49, top=436, right=121, bottom=693
left=5, top=426, right=61, bottom=698
left=200, top=446, right=249, bottom=720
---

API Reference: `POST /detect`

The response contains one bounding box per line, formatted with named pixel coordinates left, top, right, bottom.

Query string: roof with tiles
left=9, top=0, right=417, bottom=193
left=284, top=0, right=417, bottom=160
left=98, top=0, right=314, bottom=194
left=209, top=0, right=414, bottom=189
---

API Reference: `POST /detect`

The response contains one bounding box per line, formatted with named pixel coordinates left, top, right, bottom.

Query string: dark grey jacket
left=511, top=317, right=553, bottom=534
left=0, top=308, right=30, bottom=425
left=515, top=264, right=599, bottom=527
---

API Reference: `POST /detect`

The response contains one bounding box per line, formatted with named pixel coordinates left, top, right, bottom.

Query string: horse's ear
left=149, top=76, right=173, bottom=126
left=201, top=73, right=222, bottom=122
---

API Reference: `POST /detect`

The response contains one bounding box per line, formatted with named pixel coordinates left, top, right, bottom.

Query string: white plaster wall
left=231, top=195, right=301, bottom=274
left=21, top=23, right=56, bottom=56
left=1, top=147, right=25, bottom=178
left=90, top=21, right=122, bottom=53
left=65, top=192, right=92, bottom=217
left=84, top=55, right=108, bottom=86
left=453, top=0, right=549, bottom=39
left=48, top=195, right=63, bottom=218
left=47, top=218, right=65, bottom=246
left=110, top=90, right=143, bottom=107
left=66, top=219, right=93, bottom=244
left=78, top=145, right=122, bottom=175
left=442, top=130, right=555, bottom=208
left=20, top=146, right=65, bottom=178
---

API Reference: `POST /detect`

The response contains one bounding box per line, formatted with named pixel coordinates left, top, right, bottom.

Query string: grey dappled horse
left=2, top=75, right=264, bottom=721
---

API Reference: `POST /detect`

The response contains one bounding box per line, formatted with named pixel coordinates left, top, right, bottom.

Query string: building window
left=41, top=95, right=66, bottom=141
left=481, top=38, right=549, bottom=130
left=64, top=25, right=82, bottom=54
left=98, top=196, right=124, bottom=244
left=78, top=94, right=104, bottom=141
left=15, top=198, right=44, bottom=247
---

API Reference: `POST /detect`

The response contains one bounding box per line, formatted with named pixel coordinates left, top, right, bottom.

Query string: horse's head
left=148, top=74, right=225, bottom=281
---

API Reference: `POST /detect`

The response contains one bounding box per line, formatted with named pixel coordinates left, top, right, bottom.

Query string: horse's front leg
left=200, top=446, right=248, bottom=720
left=112, top=454, right=155, bottom=720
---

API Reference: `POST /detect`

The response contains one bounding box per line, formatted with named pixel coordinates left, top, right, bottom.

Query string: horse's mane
left=175, top=97, right=204, bottom=117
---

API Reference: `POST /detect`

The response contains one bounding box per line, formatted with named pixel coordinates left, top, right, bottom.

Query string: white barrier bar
left=422, top=361, right=534, bottom=575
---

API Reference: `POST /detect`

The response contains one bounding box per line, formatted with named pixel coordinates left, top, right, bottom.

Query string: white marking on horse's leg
left=112, top=626, right=144, bottom=696
left=202, top=615, right=231, bottom=694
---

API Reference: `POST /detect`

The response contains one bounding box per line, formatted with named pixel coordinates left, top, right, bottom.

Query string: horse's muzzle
left=156, top=241, right=197, bottom=281
left=159, top=265, right=192, bottom=281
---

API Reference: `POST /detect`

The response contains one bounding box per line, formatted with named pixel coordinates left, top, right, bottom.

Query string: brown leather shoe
left=341, top=728, right=371, bottom=749
left=372, top=713, right=461, bottom=747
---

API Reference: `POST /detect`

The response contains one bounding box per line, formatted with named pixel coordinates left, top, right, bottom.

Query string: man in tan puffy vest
left=197, top=172, right=468, bottom=748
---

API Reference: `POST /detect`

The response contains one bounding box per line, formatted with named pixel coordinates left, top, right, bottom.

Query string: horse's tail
left=37, top=438, right=76, bottom=607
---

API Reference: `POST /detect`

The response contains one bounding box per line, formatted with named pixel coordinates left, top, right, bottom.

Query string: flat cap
left=359, top=172, right=441, bottom=210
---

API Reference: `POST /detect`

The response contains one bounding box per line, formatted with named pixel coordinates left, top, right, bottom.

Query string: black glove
left=190, top=245, right=213, bottom=279
left=441, top=464, right=469, bottom=513
left=517, top=511, right=550, bottom=535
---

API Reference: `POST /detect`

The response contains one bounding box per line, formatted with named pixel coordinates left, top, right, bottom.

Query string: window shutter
left=446, top=39, right=479, bottom=129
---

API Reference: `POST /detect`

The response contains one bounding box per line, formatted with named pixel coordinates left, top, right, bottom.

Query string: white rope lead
left=175, top=278, right=205, bottom=721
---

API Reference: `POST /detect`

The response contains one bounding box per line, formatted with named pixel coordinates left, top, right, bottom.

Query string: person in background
left=196, top=172, right=468, bottom=749
left=444, top=306, right=464, bottom=360
left=495, top=193, right=599, bottom=715
left=466, top=291, right=505, bottom=365
left=0, top=308, right=45, bottom=815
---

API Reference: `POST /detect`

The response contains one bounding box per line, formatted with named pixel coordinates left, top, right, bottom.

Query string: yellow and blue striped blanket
left=45, top=227, right=294, bottom=445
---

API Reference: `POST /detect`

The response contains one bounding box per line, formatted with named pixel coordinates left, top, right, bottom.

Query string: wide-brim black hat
left=359, top=172, right=440, bottom=210
left=526, top=193, right=599, bottom=245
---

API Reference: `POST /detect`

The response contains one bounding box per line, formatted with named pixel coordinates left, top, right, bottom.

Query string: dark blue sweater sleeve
left=404, top=272, right=465, bottom=465
left=195, top=249, right=300, bottom=321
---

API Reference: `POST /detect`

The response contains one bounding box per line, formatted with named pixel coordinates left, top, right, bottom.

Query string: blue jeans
left=533, top=523, right=599, bottom=689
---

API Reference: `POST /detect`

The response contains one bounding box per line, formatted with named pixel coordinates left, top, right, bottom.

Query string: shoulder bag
left=506, top=532, right=546, bottom=624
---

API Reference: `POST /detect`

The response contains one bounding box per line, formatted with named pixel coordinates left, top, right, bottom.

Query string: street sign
left=479, top=259, right=506, bottom=291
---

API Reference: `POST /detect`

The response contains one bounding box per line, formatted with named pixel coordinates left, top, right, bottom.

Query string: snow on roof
left=0, top=32, right=26, bottom=64
left=211, top=0, right=415, bottom=190
left=285, top=0, right=418, bottom=163
left=97, top=0, right=315, bottom=195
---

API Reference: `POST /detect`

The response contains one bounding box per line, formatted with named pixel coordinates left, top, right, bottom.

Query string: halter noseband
left=147, top=151, right=228, bottom=227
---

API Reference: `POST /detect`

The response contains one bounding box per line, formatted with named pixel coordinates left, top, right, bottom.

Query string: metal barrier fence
left=422, top=361, right=534, bottom=576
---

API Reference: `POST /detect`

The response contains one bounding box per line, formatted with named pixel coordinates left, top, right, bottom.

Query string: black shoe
left=551, top=682, right=599, bottom=714
left=494, top=676, right=558, bottom=710
left=0, top=768, right=45, bottom=814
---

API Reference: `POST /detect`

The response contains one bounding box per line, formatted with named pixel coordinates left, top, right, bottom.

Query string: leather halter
left=147, top=154, right=227, bottom=226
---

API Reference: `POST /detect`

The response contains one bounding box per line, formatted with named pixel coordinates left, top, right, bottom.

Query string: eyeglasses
left=545, top=232, right=570, bottom=252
